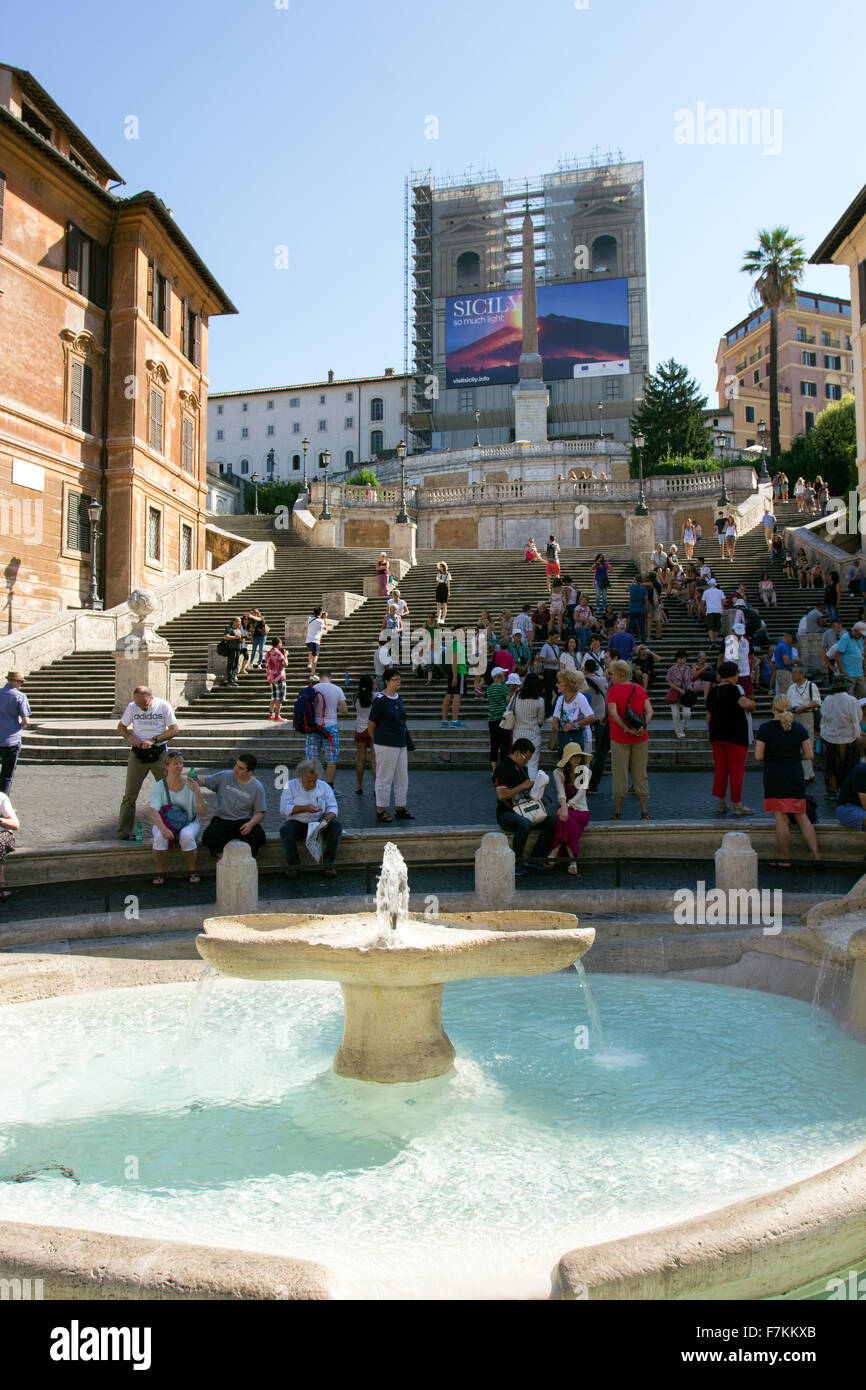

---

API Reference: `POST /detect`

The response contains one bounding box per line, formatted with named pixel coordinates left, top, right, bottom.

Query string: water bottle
left=188, top=767, right=196, bottom=783
left=134, top=822, right=143, bottom=844
left=345, top=671, right=350, bottom=688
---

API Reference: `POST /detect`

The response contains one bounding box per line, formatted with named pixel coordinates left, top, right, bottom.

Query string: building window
left=267, top=424, right=275, bottom=436
left=800, top=381, right=817, bottom=397
left=241, top=402, right=248, bottom=412
left=796, top=327, right=809, bottom=343
left=345, top=416, right=353, bottom=429
left=318, top=420, right=327, bottom=431
left=345, top=391, right=353, bottom=403
left=147, top=262, right=171, bottom=335
left=180, top=523, right=193, bottom=572
left=69, top=359, right=93, bottom=433
left=217, top=404, right=223, bottom=415
left=370, top=397, right=384, bottom=421
left=241, top=427, right=249, bottom=439
left=753, top=369, right=760, bottom=384
left=147, top=506, right=161, bottom=562
left=319, top=394, right=326, bottom=405
left=826, top=383, right=843, bottom=400
left=370, top=430, right=384, bottom=454
left=66, top=225, right=107, bottom=307
left=21, top=102, right=52, bottom=140
left=344, top=449, right=354, bottom=468
left=292, top=422, right=300, bottom=433
left=746, top=438, right=756, bottom=448
left=267, top=399, right=274, bottom=410
left=290, top=397, right=300, bottom=407
left=66, top=491, right=92, bottom=553
left=591, top=235, right=618, bottom=274
left=825, top=354, right=842, bottom=371
left=603, top=378, right=622, bottom=399
left=216, top=429, right=224, bottom=441
left=292, top=454, right=300, bottom=471
left=802, top=351, right=817, bottom=367
left=459, top=389, right=475, bottom=411
left=183, top=305, right=202, bottom=367
left=182, top=415, right=195, bottom=474
left=745, top=405, right=755, bottom=423
left=456, top=250, right=481, bottom=289
left=240, top=459, right=249, bottom=475
left=149, top=387, right=164, bottom=452
left=805, top=411, right=815, bottom=431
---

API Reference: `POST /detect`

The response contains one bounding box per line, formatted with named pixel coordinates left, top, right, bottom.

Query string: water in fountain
left=811, top=944, right=838, bottom=1025
left=181, top=965, right=218, bottom=1046
left=374, top=842, right=411, bottom=948
left=574, top=960, right=608, bottom=1053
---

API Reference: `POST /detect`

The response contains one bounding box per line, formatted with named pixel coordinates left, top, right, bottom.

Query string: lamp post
left=474, top=409, right=480, bottom=449
left=598, top=402, right=604, bottom=438
left=396, top=440, right=409, bottom=524
left=633, top=430, right=648, bottom=515
left=320, top=449, right=332, bottom=520
left=758, top=418, right=770, bottom=482
left=87, top=499, right=103, bottom=610
left=251, top=471, right=259, bottom=516
left=301, top=436, right=309, bottom=490
left=717, top=432, right=731, bottom=507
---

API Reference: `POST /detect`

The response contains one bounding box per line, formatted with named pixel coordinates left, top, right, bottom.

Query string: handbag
left=500, top=696, right=517, bottom=732
left=623, top=684, right=646, bottom=732
left=216, top=639, right=231, bottom=657
left=665, top=687, right=680, bottom=704
left=158, top=779, right=191, bottom=834
left=514, top=797, right=548, bottom=825
left=680, top=689, right=699, bottom=708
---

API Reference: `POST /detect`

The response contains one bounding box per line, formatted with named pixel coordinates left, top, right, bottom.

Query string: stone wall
left=434, top=516, right=479, bottom=548
left=205, top=530, right=248, bottom=568
left=344, top=519, right=391, bottom=548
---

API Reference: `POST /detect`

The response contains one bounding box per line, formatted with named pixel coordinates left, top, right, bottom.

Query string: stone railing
left=0, top=523, right=275, bottom=678
left=363, top=438, right=628, bottom=486
left=783, top=508, right=855, bottom=584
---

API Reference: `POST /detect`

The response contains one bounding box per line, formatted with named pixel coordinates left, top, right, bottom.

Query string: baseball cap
left=854, top=622, right=866, bottom=635
left=708, top=578, right=717, bottom=587
left=490, top=666, right=506, bottom=678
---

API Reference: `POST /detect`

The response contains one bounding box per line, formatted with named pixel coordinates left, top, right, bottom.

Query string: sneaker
left=450, top=720, right=466, bottom=727
left=441, top=720, right=449, bottom=727
left=268, top=713, right=276, bottom=721
left=273, top=715, right=285, bottom=723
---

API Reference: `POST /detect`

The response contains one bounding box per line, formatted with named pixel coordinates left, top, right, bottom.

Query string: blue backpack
left=292, top=686, right=335, bottom=754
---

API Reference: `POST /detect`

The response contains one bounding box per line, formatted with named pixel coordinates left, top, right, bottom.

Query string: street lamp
left=301, top=436, right=309, bottom=490
left=598, top=402, right=604, bottom=438
left=320, top=449, right=332, bottom=520
left=633, top=430, right=648, bottom=515
left=251, top=471, right=260, bottom=515
left=474, top=409, right=481, bottom=449
left=396, top=440, right=409, bottom=524
left=87, top=498, right=103, bottom=610
left=757, top=418, right=770, bottom=482
left=716, top=432, right=731, bottom=507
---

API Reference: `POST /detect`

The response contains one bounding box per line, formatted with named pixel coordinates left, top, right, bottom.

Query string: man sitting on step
left=279, top=758, right=342, bottom=880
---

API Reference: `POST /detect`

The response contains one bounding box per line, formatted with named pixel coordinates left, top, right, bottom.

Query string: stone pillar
left=206, top=643, right=228, bottom=682
left=216, top=840, right=259, bottom=915
left=322, top=590, right=365, bottom=619
left=475, top=832, right=515, bottom=908
left=714, top=831, right=758, bottom=893
left=512, top=385, right=549, bottom=444
left=625, top=514, right=655, bottom=568
left=285, top=616, right=308, bottom=648
left=390, top=521, right=417, bottom=565
left=113, top=590, right=173, bottom=717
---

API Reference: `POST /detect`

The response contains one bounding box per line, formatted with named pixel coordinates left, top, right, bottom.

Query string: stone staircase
left=18, top=503, right=855, bottom=769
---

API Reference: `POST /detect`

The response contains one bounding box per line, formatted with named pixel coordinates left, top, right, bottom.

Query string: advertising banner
left=445, top=277, right=630, bottom=387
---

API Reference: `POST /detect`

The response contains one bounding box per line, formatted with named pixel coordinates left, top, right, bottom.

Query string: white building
left=207, top=368, right=411, bottom=485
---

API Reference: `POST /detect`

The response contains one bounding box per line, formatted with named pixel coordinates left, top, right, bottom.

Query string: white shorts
left=152, top=820, right=201, bottom=852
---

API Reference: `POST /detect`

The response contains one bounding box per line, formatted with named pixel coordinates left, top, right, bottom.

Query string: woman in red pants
left=705, top=660, right=755, bottom=816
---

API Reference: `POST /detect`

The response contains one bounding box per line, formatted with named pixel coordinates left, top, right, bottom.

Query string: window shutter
left=90, top=240, right=108, bottom=309
left=182, top=415, right=194, bottom=473
left=149, top=387, right=164, bottom=452
left=181, top=299, right=188, bottom=357
left=0, top=172, right=5, bottom=244
left=192, top=312, right=202, bottom=368
left=66, top=492, right=91, bottom=552
left=859, top=262, right=866, bottom=327
left=70, top=359, right=83, bottom=428
left=81, top=364, right=93, bottom=434
left=147, top=260, right=155, bottom=320
left=66, top=224, right=81, bottom=292
left=161, top=275, right=171, bottom=337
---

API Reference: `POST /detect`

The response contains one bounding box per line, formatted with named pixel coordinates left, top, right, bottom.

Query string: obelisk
left=512, top=205, right=549, bottom=443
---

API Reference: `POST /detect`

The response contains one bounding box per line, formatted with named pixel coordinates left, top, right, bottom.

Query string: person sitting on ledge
left=279, top=758, right=342, bottom=880
left=493, top=737, right=556, bottom=876
left=198, top=753, right=267, bottom=859
left=149, top=750, right=208, bottom=886
left=524, top=537, right=541, bottom=562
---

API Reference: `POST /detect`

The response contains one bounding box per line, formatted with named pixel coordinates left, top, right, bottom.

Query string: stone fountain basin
left=197, top=911, right=594, bottom=986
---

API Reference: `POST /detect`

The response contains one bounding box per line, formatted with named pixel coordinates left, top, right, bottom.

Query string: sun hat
left=5, top=670, right=24, bottom=682
left=506, top=673, right=522, bottom=686
left=556, top=741, right=592, bottom=767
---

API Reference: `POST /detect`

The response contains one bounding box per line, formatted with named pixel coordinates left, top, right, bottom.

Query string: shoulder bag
left=623, top=683, right=647, bottom=732
left=514, top=795, right=548, bottom=824
left=500, top=696, right=517, bottom=732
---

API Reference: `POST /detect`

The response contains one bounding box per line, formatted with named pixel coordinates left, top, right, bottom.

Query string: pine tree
left=630, top=359, right=712, bottom=469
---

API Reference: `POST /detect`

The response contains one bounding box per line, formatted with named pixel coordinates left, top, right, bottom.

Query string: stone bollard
left=714, top=831, right=758, bottom=893
left=474, top=832, right=515, bottom=908
left=216, top=840, right=259, bottom=915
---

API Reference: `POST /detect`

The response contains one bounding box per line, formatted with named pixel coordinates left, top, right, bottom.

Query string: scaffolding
left=407, top=171, right=433, bottom=451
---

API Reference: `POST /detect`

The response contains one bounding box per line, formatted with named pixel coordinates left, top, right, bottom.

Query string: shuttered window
left=66, top=492, right=92, bottom=553
left=69, top=360, right=93, bottom=433
left=66, top=225, right=107, bottom=306
left=148, top=262, right=171, bottom=334
left=66, top=223, right=81, bottom=293
left=149, top=387, right=164, bottom=453
left=182, top=415, right=195, bottom=474
left=183, top=305, right=202, bottom=366
left=147, top=506, right=161, bottom=561
left=180, top=524, right=193, bottom=571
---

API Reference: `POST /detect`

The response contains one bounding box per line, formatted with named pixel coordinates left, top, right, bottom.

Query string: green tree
left=810, top=394, right=857, bottom=499
left=345, top=468, right=379, bottom=488
left=246, top=480, right=302, bottom=514
left=740, top=228, right=806, bottom=467
left=630, top=359, right=712, bottom=470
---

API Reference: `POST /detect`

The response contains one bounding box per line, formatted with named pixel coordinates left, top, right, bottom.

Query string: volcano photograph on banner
left=445, top=277, right=631, bottom=387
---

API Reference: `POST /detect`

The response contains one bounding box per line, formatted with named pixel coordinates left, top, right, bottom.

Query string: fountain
left=195, top=843, right=594, bottom=1083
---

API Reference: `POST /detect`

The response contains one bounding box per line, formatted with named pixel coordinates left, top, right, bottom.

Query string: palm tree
left=741, top=229, right=806, bottom=468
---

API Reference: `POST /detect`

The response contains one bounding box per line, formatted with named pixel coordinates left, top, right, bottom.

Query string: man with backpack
left=309, top=670, right=348, bottom=786
left=545, top=536, right=561, bottom=594
left=293, top=677, right=340, bottom=779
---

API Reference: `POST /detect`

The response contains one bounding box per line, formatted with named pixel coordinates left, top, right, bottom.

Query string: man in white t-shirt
left=701, top=578, right=725, bottom=644
left=511, top=605, right=535, bottom=644
left=305, top=607, right=327, bottom=676
left=116, top=687, right=180, bottom=839
left=308, top=671, right=348, bottom=786
left=373, top=638, right=394, bottom=690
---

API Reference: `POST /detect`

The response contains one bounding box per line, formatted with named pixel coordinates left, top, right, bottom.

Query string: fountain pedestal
left=336, top=982, right=455, bottom=1083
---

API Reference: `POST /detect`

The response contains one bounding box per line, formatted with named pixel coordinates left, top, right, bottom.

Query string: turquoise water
left=1, top=974, right=865, bottom=1299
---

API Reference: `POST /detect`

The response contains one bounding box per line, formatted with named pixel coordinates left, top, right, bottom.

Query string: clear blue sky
left=6, top=0, right=862, bottom=403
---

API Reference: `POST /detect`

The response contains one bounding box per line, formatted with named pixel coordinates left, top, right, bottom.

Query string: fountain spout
left=375, top=842, right=410, bottom=947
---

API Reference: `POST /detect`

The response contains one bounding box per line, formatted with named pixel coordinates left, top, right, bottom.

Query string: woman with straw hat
left=546, top=741, right=592, bottom=875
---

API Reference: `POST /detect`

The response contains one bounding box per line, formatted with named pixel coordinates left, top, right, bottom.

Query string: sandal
left=152, top=876, right=165, bottom=886
left=189, top=874, right=200, bottom=884
left=716, top=802, right=729, bottom=815
left=612, top=813, right=622, bottom=821
left=567, top=862, right=579, bottom=875
left=0, top=888, right=10, bottom=900
left=395, top=808, right=415, bottom=819
left=640, top=813, right=653, bottom=821
left=376, top=811, right=392, bottom=823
